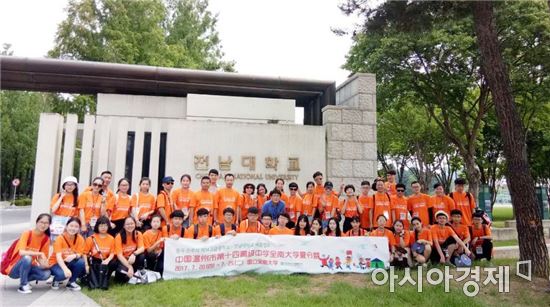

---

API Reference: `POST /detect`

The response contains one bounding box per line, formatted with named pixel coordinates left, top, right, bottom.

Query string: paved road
left=1, top=206, right=31, bottom=250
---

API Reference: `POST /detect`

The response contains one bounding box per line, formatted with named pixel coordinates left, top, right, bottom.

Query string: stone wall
left=323, top=73, right=377, bottom=187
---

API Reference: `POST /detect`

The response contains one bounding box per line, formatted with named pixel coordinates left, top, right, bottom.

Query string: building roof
left=1, top=56, right=335, bottom=125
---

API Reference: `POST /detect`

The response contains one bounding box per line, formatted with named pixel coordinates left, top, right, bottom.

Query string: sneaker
left=46, top=275, right=54, bottom=284
left=18, top=284, right=32, bottom=294
left=51, top=281, right=61, bottom=290
left=66, top=282, right=81, bottom=291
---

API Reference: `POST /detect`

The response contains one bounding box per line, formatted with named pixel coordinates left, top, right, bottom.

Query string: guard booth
left=535, top=186, right=549, bottom=220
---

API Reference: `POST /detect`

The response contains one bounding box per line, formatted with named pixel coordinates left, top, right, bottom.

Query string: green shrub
left=14, top=198, right=32, bottom=206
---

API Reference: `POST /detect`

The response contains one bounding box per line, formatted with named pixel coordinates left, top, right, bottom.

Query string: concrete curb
left=493, top=244, right=550, bottom=259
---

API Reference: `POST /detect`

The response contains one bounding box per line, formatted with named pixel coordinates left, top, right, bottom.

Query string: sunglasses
left=165, top=182, right=174, bottom=185
left=92, top=183, right=102, bottom=187
left=397, top=189, right=405, bottom=192
left=289, top=188, right=298, bottom=191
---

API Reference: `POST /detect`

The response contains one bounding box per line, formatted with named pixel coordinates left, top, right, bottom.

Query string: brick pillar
left=323, top=73, right=377, bottom=188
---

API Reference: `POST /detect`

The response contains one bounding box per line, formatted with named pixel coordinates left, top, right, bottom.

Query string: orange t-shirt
left=256, top=195, right=267, bottom=208
left=392, top=230, right=411, bottom=248
left=6, top=230, right=50, bottom=274
left=193, top=190, right=216, bottom=224
left=317, top=193, right=339, bottom=221
left=268, top=227, right=294, bottom=235
left=131, top=192, right=156, bottom=219
left=471, top=225, right=491, bottom=245
left=451, top=223, right=470, bottom=241
left=215, top=188, right=241, bottom=222
left=162, top=224, right=185, bottom=238
left=431, top=225, right=455, bottom=245
left=345, top=228, right=367, bottom=237
left=84, top=186, right=115, bottom=211
left=286, top=195, right=303, bottom=222
left=184, top=224, right=221, bottom=239
left=341, top=197, right=361, bottom=219
left=50, top=193, right=77, bottom=217
left=143, top=229, right=163, bottom=251
left=85, top=234, right=115, bottom=260
left=110, top=194, right=134, bottom=221
left=114, top=232, right=144, bottom=258
left=171, top=188, right=195, bottom=214
left=48, top=233, right=86, bottom=266
left=372, top=193, right=393, bottom=226
left=358, top=194, right=373, bottom=229
left=156, top=190, right=175, bottom=221
left=238, top=220, right=265, bottom=233
left=432, top=195, right=455, bottom=222
left=407, top=193, right=433, bottom=226
left=391, top=195, right=409, bottom=229
left=301, top=193, right=318, bottom=216
left=77, top=191, right=103, bottom=224
left=370, top=228, right=395, bottom=249
left=450, top=192, right=476, bottom=226
left=410, top=227, right=433, bottom=245
left=385, top=182, right=397, bottom=196
left=238, top=194, right=256, bottom=220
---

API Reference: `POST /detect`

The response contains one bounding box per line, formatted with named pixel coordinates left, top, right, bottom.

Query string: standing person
left=78, top=177, right=106, bottom=237
left=344, top=216, right=367, bottom=236
left=294, top=215, right=310, bottom=236
left=208, top=169, right=220, bottom=194
left=239, top=183, right=256, bottom=222
left=286, top=182, right=303, bottom=228
left=185, top=208, right=221, bottom=240
left=370, top=215, right=395, bottom=261
left=238, top=207, right=265, bottom=234
left=410, top=217, right=433, bottom=266
left=84, top=171, right=115, bottom=216
left=6, top=214, right=51, bottom=294
left=156, top=176, right=176, bottom=226
left=391, top=183, right=410, bottom=230
left=301, top=181, right=318, bottom=223
left=385, top=170, right=398, bottom=196
left=449, top=178, right=477, bottom=226
left=255, top=183, right=268, bottom=208
left=324, top=217, right=341, bottom=237
left=316, top=181, right=339, bottom=228
left=109, top=178, right=134, bottom=236
left=48, top=217, right=86, bottom=291
left=171, top=174, right=195, bottom=227
left=430, top=211, right=471, bottom=265
left=268, top=213, right=294, bottom=235
left=358, top=180, right=373, bottom=230
left=114, top=217, right=145, bottom=283
left=273, top=178, right=289, bottom=204
left=312, top=171, right=325, bottom=197
left=432, top=183, right=455, bottom=223
left=84, top=216, right=116, bottom=290
left=340, top=185, right=363, bottom=233
left=371, top=180, right=393, bottom=228
left=261, top=189, right=286, bottom=221
left=50, top=176, right=79, bottom=217
left=310, top=218, right=323, bottom=236
left=391, top=220, right=412, bottom=268
left=215, top=208, right=237, bottom=237
left=407, top=181, right=434, bottom=226
left=470, top=212, right=493, bottom=261
left=214, top=174, right=240, bottom=225
left=193, top=176, right=217, bottom=225
left=143, top=215, right=165, bottom=275
left=131, top=177, right=156, bottom=231
left=260, top=212, right=273, bottom=235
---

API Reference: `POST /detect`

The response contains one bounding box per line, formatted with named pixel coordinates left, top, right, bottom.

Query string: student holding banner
left=171, top=174, right=194, bottom=227
left=109, top=178, right=134, bottom=236
left=131, top=177, right=156, bottom=231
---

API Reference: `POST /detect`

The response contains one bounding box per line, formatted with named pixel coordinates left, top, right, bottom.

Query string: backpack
left=219, top=223, right=236, bottom=236
left=1, top=230, right=48, bottom=275
left=167, top=224, right=185, bottom=238
left=193, top=224, right=213, bottom=239
left=474, top=208, right=492, bottom=226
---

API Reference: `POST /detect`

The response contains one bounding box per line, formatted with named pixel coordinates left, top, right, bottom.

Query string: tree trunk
left=473, top=1, right=550, bottom=278
left=463, top=154, right=480, bottom=200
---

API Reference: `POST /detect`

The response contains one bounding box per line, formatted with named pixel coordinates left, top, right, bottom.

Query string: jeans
left=50, top=258, right=86, bottom=283
left=8, top=256, right=51, bottom=286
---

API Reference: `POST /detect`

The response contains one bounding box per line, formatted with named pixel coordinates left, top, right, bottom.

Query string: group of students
left=5, top=169, right=493, bottom=294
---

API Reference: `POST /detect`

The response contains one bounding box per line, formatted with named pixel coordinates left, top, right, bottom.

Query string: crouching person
left=114, top=216, right=145, bottom=283
left=143, top=215, right=165, bottom=274
left=470, top=212, right=493, bottom=261
left=49, top=217, right=86, bottom=291
left=85, top=216, right=116, bottom=290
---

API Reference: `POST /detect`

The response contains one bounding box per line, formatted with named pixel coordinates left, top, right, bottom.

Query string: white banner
left=164, top=234, right=390, bottom=279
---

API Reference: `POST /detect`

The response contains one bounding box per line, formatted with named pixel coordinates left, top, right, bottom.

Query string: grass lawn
left=83, top=259, right=550, bottom=307
left=492, top=207, right=514, bottom=226
left=493, top=240, right=518, bottom=247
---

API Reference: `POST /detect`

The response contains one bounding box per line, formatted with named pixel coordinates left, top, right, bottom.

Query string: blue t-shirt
left=261, top=200, right=286, bottom=220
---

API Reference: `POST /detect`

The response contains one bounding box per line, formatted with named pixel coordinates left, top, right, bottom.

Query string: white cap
left=62, top=176, right=78, bottom=186
left=435, top=210, right=449, bottom=219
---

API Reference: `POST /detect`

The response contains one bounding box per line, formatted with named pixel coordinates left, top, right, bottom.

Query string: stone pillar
left=324, top=73, right=377, bottom=188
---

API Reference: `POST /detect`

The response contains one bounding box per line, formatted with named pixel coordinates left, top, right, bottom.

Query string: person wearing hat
left=156, top=176, right=176, bottom=226
left=316, top=181, right=339, bottom=229
left=51, top=176, right=79, bottom=217
left=430, top=210, right=471, bottom=264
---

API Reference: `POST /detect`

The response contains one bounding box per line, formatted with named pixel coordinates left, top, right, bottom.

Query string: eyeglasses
left=289, top=188, right=297, bottom=191
left=397, top=189, right=405, bottom=192
left=92, top=183, right=102, bottom=187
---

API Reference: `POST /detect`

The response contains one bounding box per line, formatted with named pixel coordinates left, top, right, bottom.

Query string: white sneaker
left=46, top=275, right=54, bottom=284
left=18, top=284, right=32, bottom=294
left=66, top=282, right=81, bottom=291
left=51, top=281, right=61, bottom=290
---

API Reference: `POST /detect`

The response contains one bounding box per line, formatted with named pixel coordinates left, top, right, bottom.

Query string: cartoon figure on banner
left=335, top=257, right=343, bottom=270
left=345, top=250, right=353, bottom=269
left=328, top=258, right=334, bottom=270
left=358, top=257, right=367, bottom=270
left=319, top=255, right=330, bottom=268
